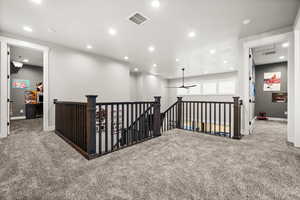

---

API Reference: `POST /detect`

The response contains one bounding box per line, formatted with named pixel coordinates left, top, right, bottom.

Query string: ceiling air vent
left=129, top=13, right=148, bottom=25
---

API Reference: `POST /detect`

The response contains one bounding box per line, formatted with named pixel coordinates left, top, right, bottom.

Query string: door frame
left=241, top=32, right=292, bottom=136
left=0, top=36, right=49, bottom=138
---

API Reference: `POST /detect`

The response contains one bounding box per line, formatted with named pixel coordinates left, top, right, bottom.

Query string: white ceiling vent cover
left=129, top=13, right=148, bottom=25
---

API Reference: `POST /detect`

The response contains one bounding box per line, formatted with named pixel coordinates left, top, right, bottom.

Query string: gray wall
left=255, top=62, right=288, bottom=118
left=10, top=65, right=43, bottom=117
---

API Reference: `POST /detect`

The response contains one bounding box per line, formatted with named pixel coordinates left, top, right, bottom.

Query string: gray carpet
left=1, top=119, right=300, bottom=200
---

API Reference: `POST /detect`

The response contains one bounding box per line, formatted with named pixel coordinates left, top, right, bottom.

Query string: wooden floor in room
left=0, top=119, right=299, bottom=200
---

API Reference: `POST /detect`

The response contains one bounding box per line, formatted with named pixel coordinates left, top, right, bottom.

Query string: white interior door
left=248, top=48, right=256, bottom=134
left=7, top=46, right=11, bottom=135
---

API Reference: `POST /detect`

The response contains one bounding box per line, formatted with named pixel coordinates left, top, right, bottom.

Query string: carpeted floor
left=1, top=119, right=300, bottom=200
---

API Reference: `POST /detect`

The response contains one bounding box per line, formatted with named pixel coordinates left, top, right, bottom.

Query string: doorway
left=0, top=36, right=49, bottom=138
left=8, top=45, right=44, bottom=135
left=242, top=32, right=292, bottom=136
left=252, top=42, right=288, bottom=123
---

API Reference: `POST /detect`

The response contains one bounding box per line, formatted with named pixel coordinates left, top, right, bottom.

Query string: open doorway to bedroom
left=8, top=45, right=44, bottom=135
left=250, top=41, right=289, bottom=126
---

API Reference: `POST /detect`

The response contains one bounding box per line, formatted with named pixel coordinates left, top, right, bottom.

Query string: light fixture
left=23, top=59, right=29, bottom=63
left=148, top=46, right=155, bottom=52
left=134, top=68, right=139, bottom=72
left=30, top=0, right=42, bottom=4
left=176, top=58, right=180, bottom=62
left=12, top=61, right=23, bottom=68
left=108, top=28, right=117, bottom=36
left=188, top=31, right=196, bottom=38
left=23, top=26, right=33, bottom=32
left=282, top=42, right=289, bottom=48
left=153, top=64, right=157, bottom=67
left=279, top=56, right=285, bottom=60
left=210, top=49, right=216, bottom=54
left=243, top=19, right=251, bottom=25
left=86, top=45, right=93, bottom=49
left=124, top=56, right=129, bottom=60
left=224, top=60, right=228, bottom=64
left=151, top=0, right=160, bottom=8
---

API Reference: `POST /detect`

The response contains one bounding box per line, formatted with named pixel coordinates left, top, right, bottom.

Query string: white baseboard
left=10, top=116, right=26, bottom=120
left=267, top=117, right=287, bottom=122
left=45, top=126, right=55, bottom=132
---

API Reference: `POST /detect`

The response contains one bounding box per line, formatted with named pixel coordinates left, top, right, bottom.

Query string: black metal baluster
left=209, top=103, right=212, bottom=134
left=219, top=103, right=221, bottom=134
left=121, top=104, right=124, bottom=147
left=126, top=104, right=129, bottom=146
left=229, top=103, right=232, bottom=137
left=189, top=102, right=192, bottom=131
left=111, top=104, right=114, bottom=151
left=98, top=105, right=102, bottom=154
left=197, top=103, right=199, bottom=132
left=224, top=103, right=226, bottom=137
left=193, top=103, right=195, bottom=131
left=214, top=103, right=216, bottom=134
left=105, top=105, right=108, bottom=153
left=201, top=103, right=203, bottom=132
left=135, top=103, right=138, bottom=143
left=205, top=103, right=207, bottom=133
left=117, top=104, right=120, bottom=149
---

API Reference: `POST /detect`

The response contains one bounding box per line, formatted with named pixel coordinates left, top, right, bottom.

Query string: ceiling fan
left=167, top=68, right=197, bottom=89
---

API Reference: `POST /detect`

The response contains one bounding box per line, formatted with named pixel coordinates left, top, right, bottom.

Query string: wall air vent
left=129, top=13, right=148, bottom=25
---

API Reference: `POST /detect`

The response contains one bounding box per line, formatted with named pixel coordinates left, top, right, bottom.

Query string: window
left=219, top=80, right=235, bottom=94
left=203, top=82, right=217, bottom=95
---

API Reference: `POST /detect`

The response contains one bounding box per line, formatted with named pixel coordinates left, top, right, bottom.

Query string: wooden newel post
left=153, top=96, right=161, bottom=137
left=233, top=96, right=241, bottom=139
left=176, top=97, right=183, bottom=129
left=86, top=95, right=98, bottom=155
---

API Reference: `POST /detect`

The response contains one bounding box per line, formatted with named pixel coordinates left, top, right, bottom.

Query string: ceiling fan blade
left=183, top=85, right=198, bottom=88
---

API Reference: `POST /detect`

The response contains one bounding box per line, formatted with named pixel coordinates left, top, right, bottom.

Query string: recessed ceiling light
left=148, top=46, right=155, bottom=52
left=151, top=0, right=160, bottom=8
left=23, top=26, right=33, bottom=32
left=176, top=58, right=180, bottom=62
left=86, top=45, right=93, bottom=49
left=30, top=0, right=42, bottom=4
left=243, top=19, right=251, bottom=25
left=108, top=28, right=117, bottom=36
left=224, top=60, right=228, bottom=64
left=23, top=59, right=29, bottom=63
left=282, top=42, right=289, bottom=48
left=124, top=56, right=129, bottom=60
left=153, top=64, right=157, bottom=67
left=279, top=56, right=285, bottom=60
left=210, top=49, right=216, bottom=54
left=134, top=68, right=139, bottom=72
left=188, top=31, right=196, bottom=38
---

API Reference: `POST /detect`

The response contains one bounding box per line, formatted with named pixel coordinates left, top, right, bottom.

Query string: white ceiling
left=253, top=42, right=289, bottom=66
left=0, top=0, right=299, bottom=78
left=10, top=45, right=43, bottom=67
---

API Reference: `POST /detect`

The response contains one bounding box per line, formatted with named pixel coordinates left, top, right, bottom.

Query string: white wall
left=168, top=71, right=238, bottom=104
left=0, top=33, right=131, bottom=131
left=130, top=72, right=168, bottom=111
left=48, top=45, right=131, bottom=127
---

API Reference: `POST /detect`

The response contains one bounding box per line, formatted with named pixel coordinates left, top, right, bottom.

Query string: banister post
left=153, top=96, right=161, bottom=137
left=176, top=97, right=183, bottom=129
left=86, top=95, right=98, bottom=155
left=233, top=97, right=242, bottom=139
